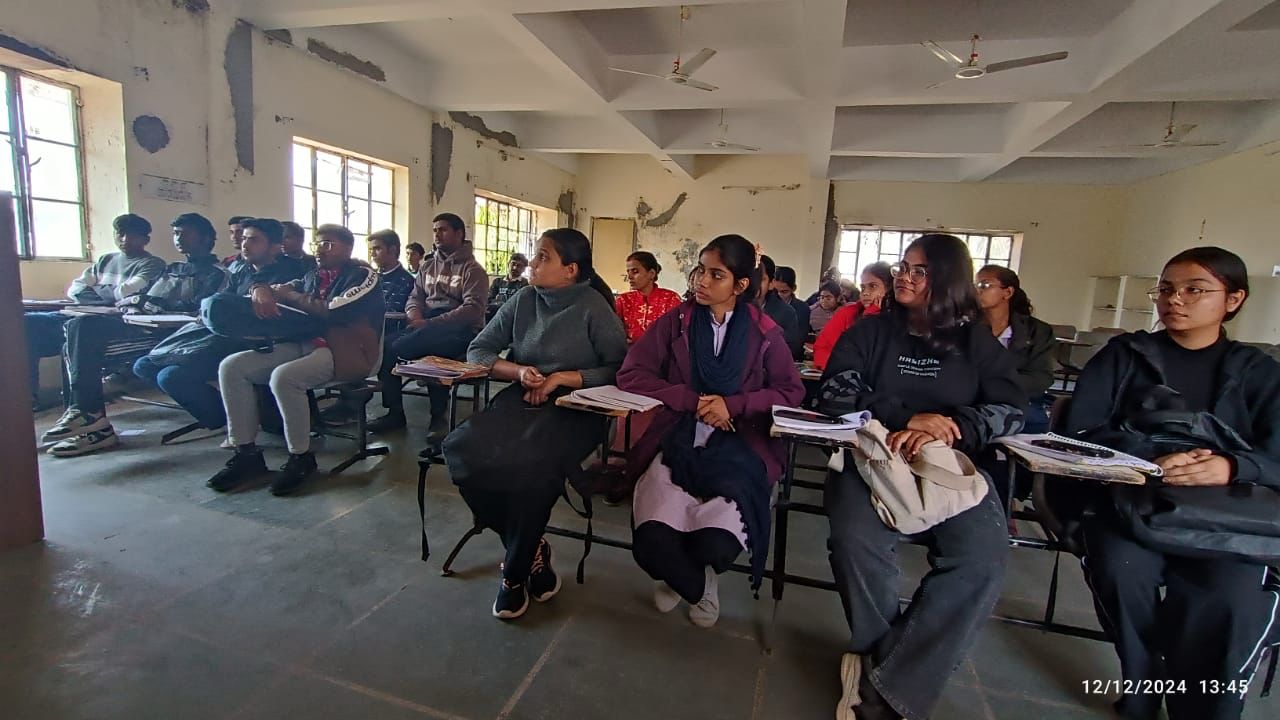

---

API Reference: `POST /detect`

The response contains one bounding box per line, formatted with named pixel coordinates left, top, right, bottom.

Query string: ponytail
left=541, top=227, right=616, bottom=309
left=979, top=264, right=1034, bottom=316
left=587, top=270, right=616, bottom=310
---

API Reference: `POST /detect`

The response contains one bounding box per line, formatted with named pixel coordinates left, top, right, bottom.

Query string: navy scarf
left=688, top=300, right=750, bottom=395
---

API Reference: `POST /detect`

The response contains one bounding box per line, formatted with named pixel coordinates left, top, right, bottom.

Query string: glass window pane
left=292, top=144, right=312, bottom=187
left=316, top=191, right=343, bottom=226
left=474, top=196, right=487, bottom=226
left=881, top=231, right=901, bottom=257
left=371, top=202, right=392, bottom=232
left=837, top=251, right=858, bottom=276
left=0, top=135, right=15, bottom=194
left=991, top=236, right=1012, bottom=260
left=837, top=230, right=858, bottom=254
left=315, top=151, right=342, bottom=193
left=346, top=160, right=370, bottom=200
left=371, top=165, right=393, bottom=203
left=20, top=76, right=76, bottom=145
left=858, top=232, right=878, bottom=270
left=0, top=80, right=10, bottom=133
left=293, top=186, right=313, bottom=226
left=967, top=235, right=989, bottom=262
left=30, top=199, right=83, bottom=258
left=27, top=139, right=80, bottom=202
left=353, top=233, right=367, bottom=246
left=348, top=198, right=370, bottom=235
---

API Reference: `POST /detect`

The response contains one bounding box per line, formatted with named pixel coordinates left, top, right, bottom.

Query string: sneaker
left=493, top=578, right=529, bottom=620
left=207, top=449, right=269, bottom=492
left=270, top=452, right=318, bottom=497
left=528, top=537, right=562, bottom=603
left=367, top=411, right=407, bottom=434
left=688, top=566, right=720, bottom=628
left=654, top=582, right=681, bottom=613
left=47, top=427, right=119, bottom=457
left=425, top=414, right=450, bottom=445
left=220, top=437, right=235, bottom=450
left=42, top=408, right=110, bottom=443
left=836, top=653, right=863, bottom=720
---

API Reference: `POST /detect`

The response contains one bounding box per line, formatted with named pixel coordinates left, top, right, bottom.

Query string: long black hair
left=1164, top=246, right=1250, bottom=321
left=901, top=233, right=981, bottom=354
left=627, top=250, right=662, bottom=277
left=979, top=264, right=1034, bottom=316
left=861, top=260, right=895, bottom=313
left=699, top=234, right=759, bottom=302
left=541, top=227, right=615, bottom=309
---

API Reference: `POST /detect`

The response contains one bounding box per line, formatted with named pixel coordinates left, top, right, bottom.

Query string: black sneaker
left=425, top=414, right=450, bottom=445
left=492, top=577, right=529, bottom=620
left=207, top=449, right=269, bottom=492
left=367, top=411, right=406, bottom=433
left=270, top=452, right=318, bottom=496
left=529, top=537, right=562, bottom=603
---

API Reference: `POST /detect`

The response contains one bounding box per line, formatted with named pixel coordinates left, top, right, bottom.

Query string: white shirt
left=997, top=324, right=1014, bottom=349
left=695, top=310, right=734, bottom=447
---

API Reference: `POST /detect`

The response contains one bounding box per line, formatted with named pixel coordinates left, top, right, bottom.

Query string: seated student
left=809, top=280, right=843, bottom=334
left=24, top=213, right=167, bottom=410
left=368, top=229, right=415, bottom=320
left=133, top=217, right=308, bottom=433
left=281, top=220, right=318, bottom=272
left=819, top=234, right=1024, bottom=720
left=406, top=242, right=426, bottom=274
left=805, top=266, right=841, bottom=306
left=371, top=213, right=489, bottom=438
left=443, top=228, right=627, bottom=620
left=617, top=234, right=804, bottom=627
left=486, top=252, right=529, bottom=322
left=812, top=261, right=892, bottom=370
left=974, top=265, right=1055, bottom=433
left=206, top=224, right=381, bottom=496
left=43, top=213, right=227, bottom=456
left=615, top=251, right=682, bottom=344
left=772, top=265, right=813, bottom=341
left=756, top=255, right=803, bottom=359
left=1064, top=247, right=1280, bottom=720
left=222, top=216, right=251, bottom=270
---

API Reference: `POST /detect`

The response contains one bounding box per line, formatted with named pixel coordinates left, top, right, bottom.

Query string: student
left=756, top=255, right=803, bottom=359
left=281, top=220, right=318, bottom=272
left=368, top=229, right=415, bottom=318
left=406, top=242, right=427, bottom=274
left=371, top=213, right=489, bottom=436
left=206, top=224, right=382, bottom=496
left=820, top=234, right=1024, bottom=720
left=809, top=280, right=843, bottom=334
left=812, top=261, right=893, bottom=370
left=1065, top=247, right=1280, bottom=720
left=805, top=266, right=841, bottom=305
left=43, top=213, right=227, bottom=456
left=615, top=251, right=682, bottom=344
left=222, top=216, right=251, bottom=269
left=133, top=217, right=308, bottom=433
left=772, top=265, right=812, bottom=340
left=617, top=234, right=804, bottom=627
left=443, top=228, right=627, bottom=620
left=975, top=265, right=1055, bottom=433
left=486, top=252, right=529, bottom=321
left=838, top=278, right=859, bottom=304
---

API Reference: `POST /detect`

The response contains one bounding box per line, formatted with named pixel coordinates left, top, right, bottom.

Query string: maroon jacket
left=617, top=300, right=806, bottom=485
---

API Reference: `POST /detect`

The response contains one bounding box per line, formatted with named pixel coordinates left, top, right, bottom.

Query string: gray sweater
left=468, top=281, right=627, bottom=388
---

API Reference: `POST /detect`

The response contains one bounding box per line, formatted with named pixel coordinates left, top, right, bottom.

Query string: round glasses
left=890, top=263, right=928, bottom=282
left=1146, top=286, right=1226, bottom=304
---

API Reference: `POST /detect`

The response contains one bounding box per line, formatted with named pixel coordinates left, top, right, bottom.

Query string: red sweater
left=812, top=301, right=882, bottom=370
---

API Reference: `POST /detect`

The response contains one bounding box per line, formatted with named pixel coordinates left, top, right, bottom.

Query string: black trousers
left=383, top=322, right=475, bottom=414
left=459, top=483, right=562, bottom=584
left=632, top=521, right=743, bottom=604
left=1082, top=514, right=1280, bottom=720
left=24, top=311, right=70, bottom=403
left=64, top=314, right=152, bottom=413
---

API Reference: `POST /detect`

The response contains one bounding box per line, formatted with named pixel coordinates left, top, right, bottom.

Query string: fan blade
left=608, top=67, right=667, bottom=79
left=984, top=51, right=1068, bottom=74
left=678, top=48, right=716, bottom=77
left=680, top=78, right=719, bottom=92
left=1165, top=123, right=1198, bottom=143
left=921, top=40, right=964, bottom=67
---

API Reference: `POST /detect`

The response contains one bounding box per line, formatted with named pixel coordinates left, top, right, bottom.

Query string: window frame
left=290, top=139, right=396, bottom=247
left=836, top=225, right=1019, bottom=277
left=2, top=66, right=89, bottom=261
left=473, top=193, right=537, bottom=276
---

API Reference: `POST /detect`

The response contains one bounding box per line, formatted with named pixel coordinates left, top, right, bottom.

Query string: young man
left=281, top=220, right=318, bottom=272
left=207, top=224, right=382, bottom=496
left=773, top=265, right=813, bottom=339
left=133, top=217, right=308, bottom=433
left=757, top=254, right=804, bottom=359
left=370, top=213, right=488, bottom=438
left=485, top=252, right=528, bottom=321
left=43, top=213, right=227, bottom=456
left=222, top=216, right=252, bottom=269
left=24, top=213, right=166, bottom=411
left=406, top=242, right=427, bottom=274
left=368, top=229, right=416, bottom=317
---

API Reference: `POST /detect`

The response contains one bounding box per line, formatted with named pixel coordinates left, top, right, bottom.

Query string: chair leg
left=441, top=525, right=485, bottom=577
left=161, top=421, right=204, bottom=445
left=329, top=389, right=388, bottom=474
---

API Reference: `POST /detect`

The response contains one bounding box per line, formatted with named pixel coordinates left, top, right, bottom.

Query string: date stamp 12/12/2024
left=1082, top=679, right=1251, bottom=696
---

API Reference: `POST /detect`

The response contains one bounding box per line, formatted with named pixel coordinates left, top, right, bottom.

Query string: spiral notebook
left=997, top=433, right=1163, bottom=476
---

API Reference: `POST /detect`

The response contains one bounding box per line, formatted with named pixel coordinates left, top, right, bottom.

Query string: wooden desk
left=23, top=299, right=71, bottom=312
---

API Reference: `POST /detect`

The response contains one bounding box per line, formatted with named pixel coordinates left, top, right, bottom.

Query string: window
left=836, top=226, right=1017, bottom=277
left=291, top=140, right=395, bottom=246
left=473, top=194, right=536, bottom=275
left=2, top=68, right=87, bottom=259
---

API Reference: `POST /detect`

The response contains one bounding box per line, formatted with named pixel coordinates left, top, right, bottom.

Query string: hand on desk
left=1159, top=450, right=1231, bottom=486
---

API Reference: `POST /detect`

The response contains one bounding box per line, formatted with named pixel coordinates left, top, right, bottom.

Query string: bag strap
left=911, top=445, right=983, bottom=492
left=563, top=467, right=594, bottom=585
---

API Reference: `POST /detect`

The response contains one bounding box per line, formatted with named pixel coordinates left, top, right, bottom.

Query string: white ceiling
left=238, top=0, right=1280, bottom=184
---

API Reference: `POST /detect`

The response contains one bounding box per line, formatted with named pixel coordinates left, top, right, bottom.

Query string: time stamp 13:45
left=1082, top=679, right=1250, bottom=696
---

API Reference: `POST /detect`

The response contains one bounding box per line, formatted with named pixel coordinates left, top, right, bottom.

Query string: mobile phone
left=776, top=409, right=846, bottom=425
left=1030, top=438, right=1115, bottom=459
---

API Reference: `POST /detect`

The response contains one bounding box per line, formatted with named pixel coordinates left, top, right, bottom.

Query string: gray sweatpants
left=218, top=342, right=334, bottom=455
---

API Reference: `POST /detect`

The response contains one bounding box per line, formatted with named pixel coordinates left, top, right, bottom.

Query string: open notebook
left=997, top=433, right=1163, bottom=476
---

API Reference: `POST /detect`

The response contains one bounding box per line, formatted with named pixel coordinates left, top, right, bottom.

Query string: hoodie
left=404, top=241, right=489, bottom=332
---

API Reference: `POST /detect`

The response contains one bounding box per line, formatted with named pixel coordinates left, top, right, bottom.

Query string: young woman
left=1065, top=247, right=1280, bottom=720
left=615, top=251, right=682, bottom=344
left=819, top=234, right=1025, bottom=720
left=975, top=265, right=1056, bottom=433
left=812, top=261, right=893, bottom=370
left=809, top=280, right=843, bottom=333
left=442, top=228, right=628, bottom=621
left=617, top=235, right=804, bottom=627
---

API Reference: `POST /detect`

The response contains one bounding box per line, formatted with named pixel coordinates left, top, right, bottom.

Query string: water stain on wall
left=131, top=115, right=170, bottom=153
left=306, top=38, right=386, bottom=82
left=449, top=112, right=518, bottom=147
left=223, top=21, right=254, bottom=173
left=644, top=192, right=688, bottom=228
left=430, top=123, right=454, bottom=204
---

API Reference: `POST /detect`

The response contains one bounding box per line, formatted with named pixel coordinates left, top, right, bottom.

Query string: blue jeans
left=133, top=353, right=227, bottom=429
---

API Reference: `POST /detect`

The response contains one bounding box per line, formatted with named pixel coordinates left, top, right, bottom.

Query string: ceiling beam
left=797, top=0, right=847, bottom=179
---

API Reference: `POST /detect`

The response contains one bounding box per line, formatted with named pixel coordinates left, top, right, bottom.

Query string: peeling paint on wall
left=133, top=66, right=150, bottom=81
left=173, top=0, right=210, bottom=13
left=306, top=38, right=386, bottom=82
left=644, top=192, right=688, bottom=228
left=671, top=238, right=701, bottom=280
left=449, top=112, right=518, bottom=147
left=430, top=123, right=454, bottom=205
left=557, top=190, right=576, bottom=227
left=224, top=21, right=254, bottom=173
left=635, top=199, right=652, bottom=219
left=721, top=183, right=802, bottom=195
left=821, top=182, right=838, bottom=272
left=131, top=115, right=170, bottom=153
left=0, top=32, right=72, bottom=68
left=264, top=29, right=293, bottom=45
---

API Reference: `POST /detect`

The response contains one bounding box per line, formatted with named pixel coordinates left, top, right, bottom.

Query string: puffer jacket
left=275, top=259, right=384, bottom=381
left=118, top=254, right=227, bottom=314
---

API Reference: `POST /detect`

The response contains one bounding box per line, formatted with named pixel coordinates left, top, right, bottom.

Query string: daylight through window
left=291, top=140, right=395, bottom=248
left=836, top=227, right=1018, bottom=277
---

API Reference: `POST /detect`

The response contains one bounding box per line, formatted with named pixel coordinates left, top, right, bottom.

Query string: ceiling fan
left=608, top=6, right=718, bottom=92
left=922, top=34, right=1068, bottom=89
left=1104, top=102, right=1226, bottom=149
left=705, top=109, right=759, bottom=152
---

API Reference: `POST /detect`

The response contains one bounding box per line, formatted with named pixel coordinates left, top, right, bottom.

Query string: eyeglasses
left=312, top=239, right=337, bottom=251
left=890, top=263, right=928, bottom=282
left=974, top=280, right=1004, bottom=291
left=1146, top=285, right=1226, bottom=304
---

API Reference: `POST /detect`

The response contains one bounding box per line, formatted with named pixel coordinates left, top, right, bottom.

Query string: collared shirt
left=695, top=309, right=735, bottom=448
left=997, top=324, right=1014, bottom=349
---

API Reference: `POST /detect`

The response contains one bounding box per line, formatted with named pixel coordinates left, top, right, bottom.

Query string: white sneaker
left=836, top=653, right=863, bottom=720
left=654, top=582, right=681, bottom=613
left=47, top=427, right=119, bottom=457
left=688, top=566, right=720, bottom=628
left=220, top=437, right=235, bottom=449
left=42, top=409, right=110, bottom=443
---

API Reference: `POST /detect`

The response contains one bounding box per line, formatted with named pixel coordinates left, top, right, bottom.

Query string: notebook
left=568, top=385, right=662, bottom=413
left=997, top=433, right=1163, bottom=476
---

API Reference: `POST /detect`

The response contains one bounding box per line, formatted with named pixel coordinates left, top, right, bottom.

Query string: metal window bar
left=292, top=141, right=395, bottom=240
left=839, top=227, right=1016, bottom=274
left=474, top=195, right=535, bottom=275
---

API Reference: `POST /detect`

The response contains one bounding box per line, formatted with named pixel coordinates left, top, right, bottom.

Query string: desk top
left=60, top=306, right=120, bottom=317
left=998, top=442, right=1145, bottom=484
left=770, top=423, right=856, bottom=449
left=23, top=299, right=72, bottom=311
left=555, top=395, right=631, bottom=417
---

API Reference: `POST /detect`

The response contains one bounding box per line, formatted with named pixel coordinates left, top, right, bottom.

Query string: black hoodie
left=1065, top=330, right=1280, bottom=489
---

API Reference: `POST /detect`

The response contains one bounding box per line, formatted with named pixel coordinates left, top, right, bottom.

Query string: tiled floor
left=3, top=394, right=1277, bottom=719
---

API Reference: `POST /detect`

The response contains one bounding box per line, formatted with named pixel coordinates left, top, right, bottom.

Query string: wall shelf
left=1089, top=275, right=1156, bottom=331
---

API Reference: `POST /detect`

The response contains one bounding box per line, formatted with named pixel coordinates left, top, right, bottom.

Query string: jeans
left=458, top=483, right=562, bottom=584
left=24, top=311, right=70, bottom=403
left=383, top=321, right=476, bottom=415
left=218, top=343, right=334, bottom=454
left=64, top=314, right=153, bottom=413
left=826, top=467, right=1008, bottom=720
left=133, top=354, right=227, bottom=430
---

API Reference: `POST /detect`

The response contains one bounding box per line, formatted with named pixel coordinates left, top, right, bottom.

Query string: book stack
left=392, top=356, right=489, bottom=381
left=566, top=386, right=662, bottom=413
